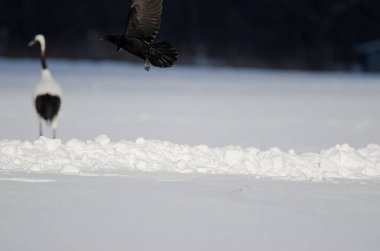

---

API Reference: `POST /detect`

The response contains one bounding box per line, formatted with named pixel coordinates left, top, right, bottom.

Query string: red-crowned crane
left=29, top=34, right=63, bottom=139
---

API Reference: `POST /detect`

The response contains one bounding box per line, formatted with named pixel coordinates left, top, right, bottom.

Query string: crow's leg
left=144, top=57, right=151, bottom=71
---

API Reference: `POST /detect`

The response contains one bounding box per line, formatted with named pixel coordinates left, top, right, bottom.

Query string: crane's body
left=29, top=34, right=62, bottom=138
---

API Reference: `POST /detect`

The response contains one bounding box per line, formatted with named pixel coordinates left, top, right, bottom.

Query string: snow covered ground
left=1, top=58, right=380, bottom=250
left=1, top=58, right=379, bottom=152
left=1, top=136, right=380, bottom=181
left=1, top=172, right=380, bottom=251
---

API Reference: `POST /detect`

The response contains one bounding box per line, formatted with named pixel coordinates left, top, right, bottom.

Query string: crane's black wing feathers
left=35, top=94, right=61, bottom=122
left=124, top=0, right=163, bottom=44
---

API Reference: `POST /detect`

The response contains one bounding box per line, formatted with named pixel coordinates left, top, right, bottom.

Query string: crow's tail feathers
left=149, top=42, right=178, bottom=68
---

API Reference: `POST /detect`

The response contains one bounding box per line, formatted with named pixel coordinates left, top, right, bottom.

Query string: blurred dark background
left=1, top=0, right=380, bottom=71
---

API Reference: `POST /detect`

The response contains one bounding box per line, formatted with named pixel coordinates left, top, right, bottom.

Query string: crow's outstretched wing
left=124, top=0, right=163, bottom=44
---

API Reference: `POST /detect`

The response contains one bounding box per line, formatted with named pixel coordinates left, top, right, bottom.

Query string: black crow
left=101, top=0, right=178, bottom=71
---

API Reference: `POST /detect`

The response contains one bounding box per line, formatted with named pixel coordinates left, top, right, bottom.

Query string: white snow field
left=1, top=58, right=380, bottom=251
left=1, top=136, right=380, bottom=181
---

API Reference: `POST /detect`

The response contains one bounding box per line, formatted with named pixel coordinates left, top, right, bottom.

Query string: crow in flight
left=101, top=0, right=178, bottom=71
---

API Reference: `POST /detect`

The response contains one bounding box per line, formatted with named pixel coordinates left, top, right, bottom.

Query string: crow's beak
left=28, top=39, right=36, bottom=47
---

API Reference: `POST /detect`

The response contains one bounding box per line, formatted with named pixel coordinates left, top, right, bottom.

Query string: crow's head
left=100, top=34, right=116, bottom=42
left=101, top=34, right=120, bottom=45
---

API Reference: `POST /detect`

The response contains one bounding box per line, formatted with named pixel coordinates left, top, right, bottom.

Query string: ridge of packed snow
left=1, top=135, right=379, bottom=181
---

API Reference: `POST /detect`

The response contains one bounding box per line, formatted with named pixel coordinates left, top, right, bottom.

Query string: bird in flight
left=101, top=0, right=178, bottom=71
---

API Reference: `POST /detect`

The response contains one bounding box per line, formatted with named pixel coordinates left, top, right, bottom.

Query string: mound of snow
left=0, top=135, right=379, bottom=181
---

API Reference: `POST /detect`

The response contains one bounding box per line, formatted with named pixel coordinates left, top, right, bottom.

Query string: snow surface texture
left=1, top=58, right=380, bottom=181
left=1, top=59, right=380, bottom=251
left=1, top=135, right=380, bottom=181
left=1, top=58, right=380, bottom=153
left=1, top=172, right=380, bottom=251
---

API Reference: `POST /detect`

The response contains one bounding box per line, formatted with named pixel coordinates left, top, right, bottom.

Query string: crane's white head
left=28, top=34, right=46, bottom=53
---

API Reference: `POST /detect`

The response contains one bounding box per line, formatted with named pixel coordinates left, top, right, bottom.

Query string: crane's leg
left=39, top=119, right=43, bottom=137
left=52, top=117, right=58, bottom=139
left=144, top=57, right=151, bottom=71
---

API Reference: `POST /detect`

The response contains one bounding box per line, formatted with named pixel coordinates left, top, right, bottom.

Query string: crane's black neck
left=40, top=52, right=48, bottom=70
